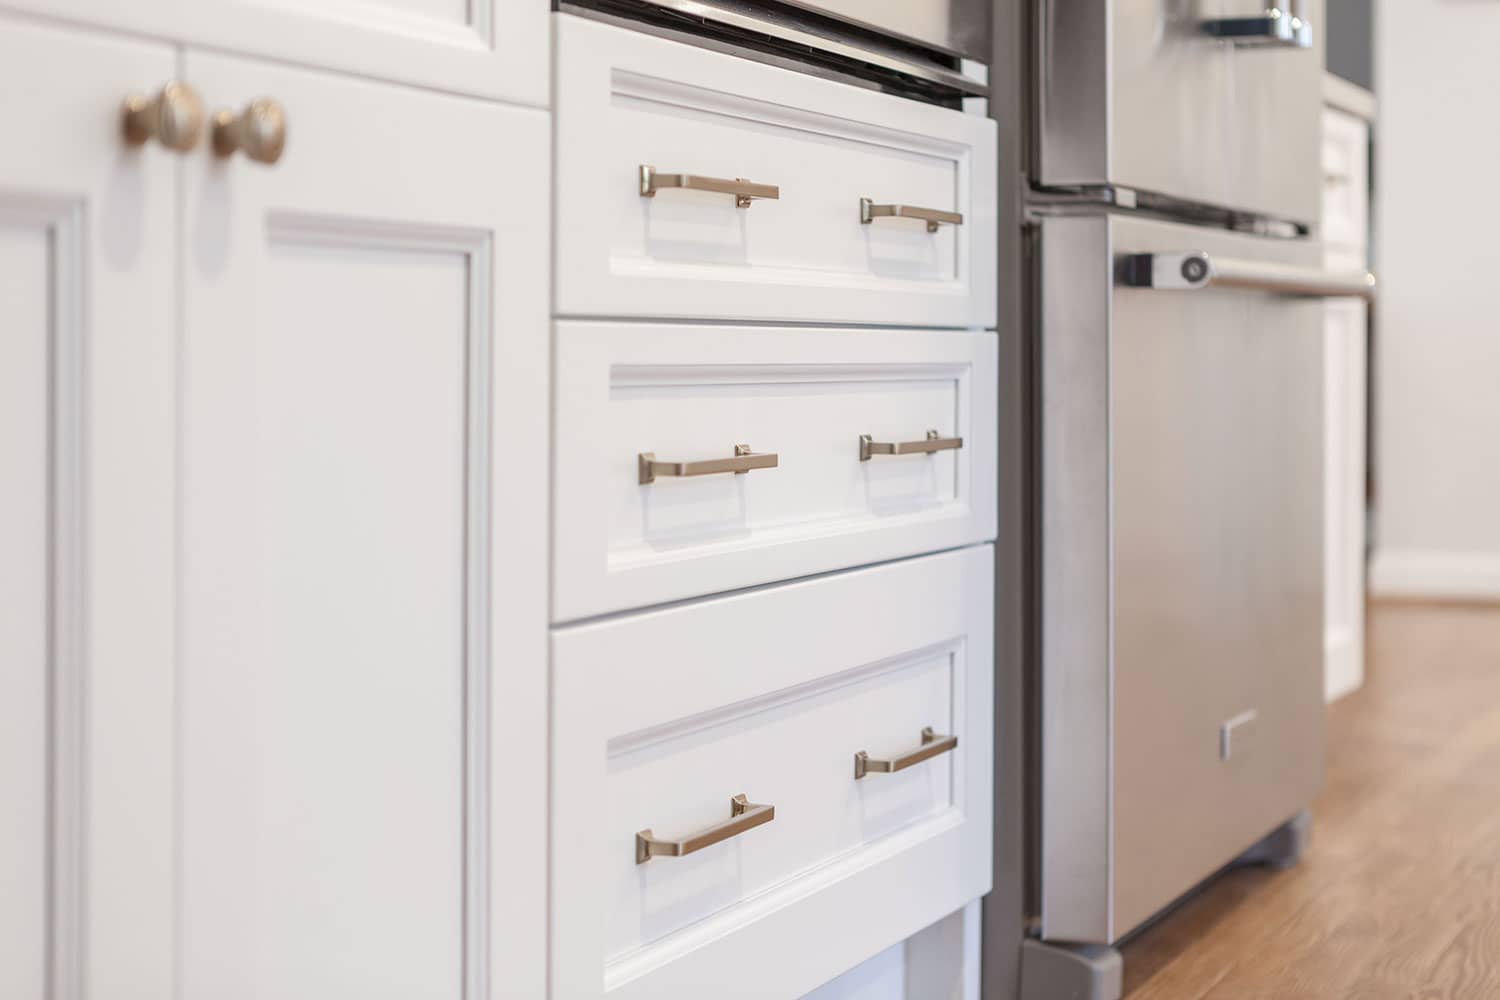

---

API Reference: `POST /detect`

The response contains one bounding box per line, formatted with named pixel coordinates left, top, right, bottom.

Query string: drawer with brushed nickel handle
left=555, top=14, right=996, bottom=327
left=553, top=322, right=997, bottom=622
left=551, top=545, right=994, bottom=1000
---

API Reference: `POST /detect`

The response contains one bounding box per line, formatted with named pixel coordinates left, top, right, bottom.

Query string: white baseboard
left=1368, top=548, right=1500, bottom=601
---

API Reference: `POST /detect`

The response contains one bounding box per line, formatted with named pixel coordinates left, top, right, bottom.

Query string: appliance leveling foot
left=1234, top=808, right=1311, bottom=871
left=1019, top=938, right=1123, bottom=1000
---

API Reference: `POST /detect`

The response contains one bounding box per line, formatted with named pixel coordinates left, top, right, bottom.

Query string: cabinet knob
left=121, top=81, right=204, bottom=152
left=212, top=98, right=287, bottom=165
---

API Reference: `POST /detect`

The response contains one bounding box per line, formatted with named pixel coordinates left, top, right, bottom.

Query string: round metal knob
left=212, top=98, right=287, bottom=165
left=121, top=81, right=204, bottom=152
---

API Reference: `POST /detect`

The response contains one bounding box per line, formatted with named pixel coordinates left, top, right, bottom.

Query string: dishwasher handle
left=1120, top=251, right=1377, bottom=301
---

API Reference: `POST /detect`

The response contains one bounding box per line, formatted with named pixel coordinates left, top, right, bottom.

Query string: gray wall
left=1326, top=0, right=1374, bottom=90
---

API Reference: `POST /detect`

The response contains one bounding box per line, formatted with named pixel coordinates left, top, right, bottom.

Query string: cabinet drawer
left=555, top=15, right=997, bottom=328
left=553, top=323, right=998, bottom=621
left=551, top=546, right=994, bottom=1000
left=1321, top=107, right=1369, bottom=253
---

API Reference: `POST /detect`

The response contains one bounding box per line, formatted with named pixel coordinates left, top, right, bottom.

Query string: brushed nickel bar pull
left=640, top=165, right=779, bottom=207
left=636, top=794, right=775, bottom=864
left=854, top=727, right=958, bottom=780
left=859, top=429, right=963, bottom=462
left=859, top=198, right=963, bottom=233
left=638, top=443, right=778, bottom=484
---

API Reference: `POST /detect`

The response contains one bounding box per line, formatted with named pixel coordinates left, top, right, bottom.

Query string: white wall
left=1369, top=0, right=1500, bottom=600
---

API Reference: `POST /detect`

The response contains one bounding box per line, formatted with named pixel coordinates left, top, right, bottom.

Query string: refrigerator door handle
left=1199, top=1, right=1312, bottom=49
left=1119, top=251, right=1377, bottom=300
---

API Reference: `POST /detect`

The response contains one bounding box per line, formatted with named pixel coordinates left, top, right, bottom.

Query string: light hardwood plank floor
left=1121, top=600, right=1500, bottom=1000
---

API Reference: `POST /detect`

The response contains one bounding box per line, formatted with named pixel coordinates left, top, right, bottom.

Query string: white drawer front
left=551, top=546, right=994, bottom=1000
left=553, top=324, right=998, bottom=621
left=1321, top=107, right=1370, bottom=253
left=555, top=15, right=998, bottom=328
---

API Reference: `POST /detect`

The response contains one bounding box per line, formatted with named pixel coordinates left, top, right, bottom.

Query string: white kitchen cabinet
left=1321, top=75, right=1375, bottom=702
left=0, top=14, right=550, bottom=994
left=174, top=53, right=549, bottom=998
left=0, top=0, right=548, bottom=105
left=551, top=546, right=993, bottom=1000
left=0, top=17, right=177, bottom=996
left=3, top=4, right=993, bottom=995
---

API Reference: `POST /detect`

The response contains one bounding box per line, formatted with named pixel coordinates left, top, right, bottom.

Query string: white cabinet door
left=1324, top=292, right=1367, bottom=701
left=2, top=0, right=547, bottom=105
left=177, top=52, right=549, bottom=998
left=0, top=16, right=176, bottom=998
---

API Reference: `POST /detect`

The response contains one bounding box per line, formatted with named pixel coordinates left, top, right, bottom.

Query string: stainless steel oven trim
left=1038, top=212, right=1116, bottom=944
left=559, top=0, right=989, bottom=99
left=774, top=0, right=993, bottom=63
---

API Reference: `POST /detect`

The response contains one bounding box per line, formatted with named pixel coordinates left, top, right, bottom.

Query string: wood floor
left=1121, top=601, right=1500, bottom=1000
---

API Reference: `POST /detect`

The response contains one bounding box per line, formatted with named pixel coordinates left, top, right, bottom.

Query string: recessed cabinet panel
left=606, top=645, right=956, bottom=962
left=180, top=232, right=471, bottom=999
left=553, top=324, right=997, bottom=621
left=552, top=546, right=994, bottom=1000
left=178, top=52, right=549, bottom=998
left=555, top=15, right=997, bottom=327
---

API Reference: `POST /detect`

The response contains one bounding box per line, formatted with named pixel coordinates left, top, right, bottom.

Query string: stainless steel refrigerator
left=1006, top=2, right=1376, bottom=996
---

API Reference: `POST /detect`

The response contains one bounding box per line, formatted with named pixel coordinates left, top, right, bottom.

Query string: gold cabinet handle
left=859, top=429, right=963, bottom=462
left=638, top=443, right=778, bottom=484
left=636, top=794, right=775, bottom=864
left=121, top=81, right=204, bottom=152
left=854, top=727, right=958, bottom=780
left=213, top=98, right=287, bottom=164
left=859, top=198, right=963, bottom=233
left=640, top=164, right=779, bottom=208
